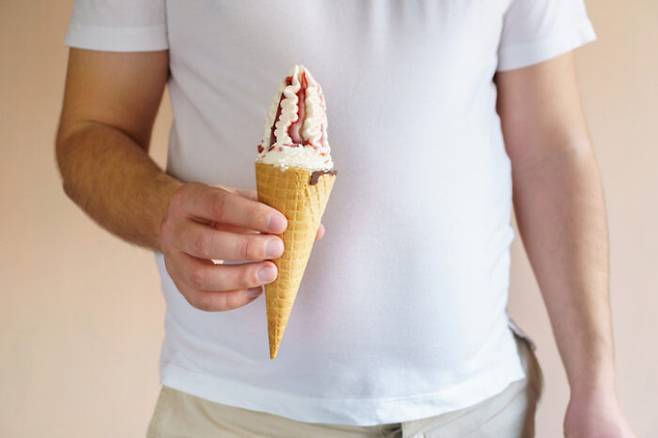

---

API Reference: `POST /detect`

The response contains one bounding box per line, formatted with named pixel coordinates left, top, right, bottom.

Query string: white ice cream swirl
left=257, top=65, right=333, bottom=171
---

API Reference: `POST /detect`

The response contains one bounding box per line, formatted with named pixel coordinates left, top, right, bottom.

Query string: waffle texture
left=255, top=162, right=336, bottom=359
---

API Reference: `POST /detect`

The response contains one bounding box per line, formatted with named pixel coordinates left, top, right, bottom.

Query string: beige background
left=1, top=1, right=656, bottom=437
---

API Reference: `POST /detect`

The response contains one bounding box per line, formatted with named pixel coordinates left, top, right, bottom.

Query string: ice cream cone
left=255, top=162, right=335, bottom=359
left=254, top=65, right=336, bottom=359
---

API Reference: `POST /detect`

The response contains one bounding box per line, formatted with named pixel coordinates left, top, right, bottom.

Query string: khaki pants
left=147, top=333, right=543, bottom=437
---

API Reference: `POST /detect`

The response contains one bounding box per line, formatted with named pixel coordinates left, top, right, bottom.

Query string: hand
left=160, top=182, right=325, bottom=312
left=564, top=389, right=636, bottom=438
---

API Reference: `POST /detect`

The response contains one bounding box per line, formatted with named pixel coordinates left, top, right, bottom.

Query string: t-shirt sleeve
left=64, top=0, right=167, bottom=52
left=497, top=0, right=596, bottom=71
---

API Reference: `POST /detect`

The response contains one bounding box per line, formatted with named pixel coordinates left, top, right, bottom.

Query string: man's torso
left=157, top=0, right=524, bottom=426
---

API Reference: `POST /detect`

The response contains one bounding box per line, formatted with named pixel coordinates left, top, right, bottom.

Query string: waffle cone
left=255, top=162, right=336, bottom=359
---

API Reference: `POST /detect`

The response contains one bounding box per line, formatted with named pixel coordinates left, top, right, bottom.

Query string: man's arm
left=56, top=49, right=178, bottom=250
left=55, top=49, right=310, bottom=312
left=496, top=53, right=635, bottom=437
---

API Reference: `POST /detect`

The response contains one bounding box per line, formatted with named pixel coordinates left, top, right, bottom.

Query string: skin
left=496, top=52, right=635, bottom=437
left=56, top=48, right=324, bottom=312
left=57, top=48, right=634, bottom=435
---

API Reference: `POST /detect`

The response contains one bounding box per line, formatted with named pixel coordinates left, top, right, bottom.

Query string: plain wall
left=1, top=1, right=656, bottom=436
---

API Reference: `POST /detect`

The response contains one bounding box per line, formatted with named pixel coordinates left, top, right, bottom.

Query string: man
left=56, top=1, right=635, bottom=437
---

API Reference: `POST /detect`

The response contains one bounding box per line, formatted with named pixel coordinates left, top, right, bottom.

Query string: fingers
left=175, top=222, right=324, bottom=311
left=164, top=253, right=271, bottom=312
left=189, top=287, right=264, bottom=312
left=165, top=254, right=273, bottom=312
left=176, top=183, right=287, bottom=234
left=177, top=221, right=284, bottom=261
left=161, top=183, right=290, bottom=312
left=161, top=213, right=326, bottom=312
left=176, top=253, right=278, bottom=291
left=202, top=220, right=261, bottom=235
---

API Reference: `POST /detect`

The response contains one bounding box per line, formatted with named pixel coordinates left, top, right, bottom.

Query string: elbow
left=558, top=137, right=597, bottom=164
left=512, top=136, right=598, bottom=178
left=552, top=139, right=601, bottom=180
left=60, top=176, right=77, bottom=203
left=54, top=124, right=78, bottom=202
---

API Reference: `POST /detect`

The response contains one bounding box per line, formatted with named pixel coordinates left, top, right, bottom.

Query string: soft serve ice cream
left=257, top=65, right=334, bottom=173
left=254, top=64, right=337, bottom=359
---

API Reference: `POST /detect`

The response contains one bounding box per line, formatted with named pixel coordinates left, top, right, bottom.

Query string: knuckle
left=247, top=236, right=266, bottom=259
left=191, top=232, right=209, bottom=257
left=249, top=204, right=268, bottom=228
left=211, top=191, right=229, bottom=221
left=237, top=236, right=252, bottom=259
left=224, top=266, right=248, bottom=289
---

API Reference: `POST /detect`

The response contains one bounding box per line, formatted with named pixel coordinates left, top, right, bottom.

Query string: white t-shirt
left=66, top=0, right=595, bottom=426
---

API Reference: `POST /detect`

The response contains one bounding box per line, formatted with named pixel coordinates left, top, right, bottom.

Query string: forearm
left=56, top=121, right=182, bottom=251
left=512, top=145, right=615, bottom=396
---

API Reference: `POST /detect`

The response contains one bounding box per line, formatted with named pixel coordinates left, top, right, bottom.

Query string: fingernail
left=246, top=287, right=262, bottom=298
left=268, top=213, right=287, bottom=233
left=265, top=238, right=284, bottom=258
left=257, top=264, right=277, bottom=283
